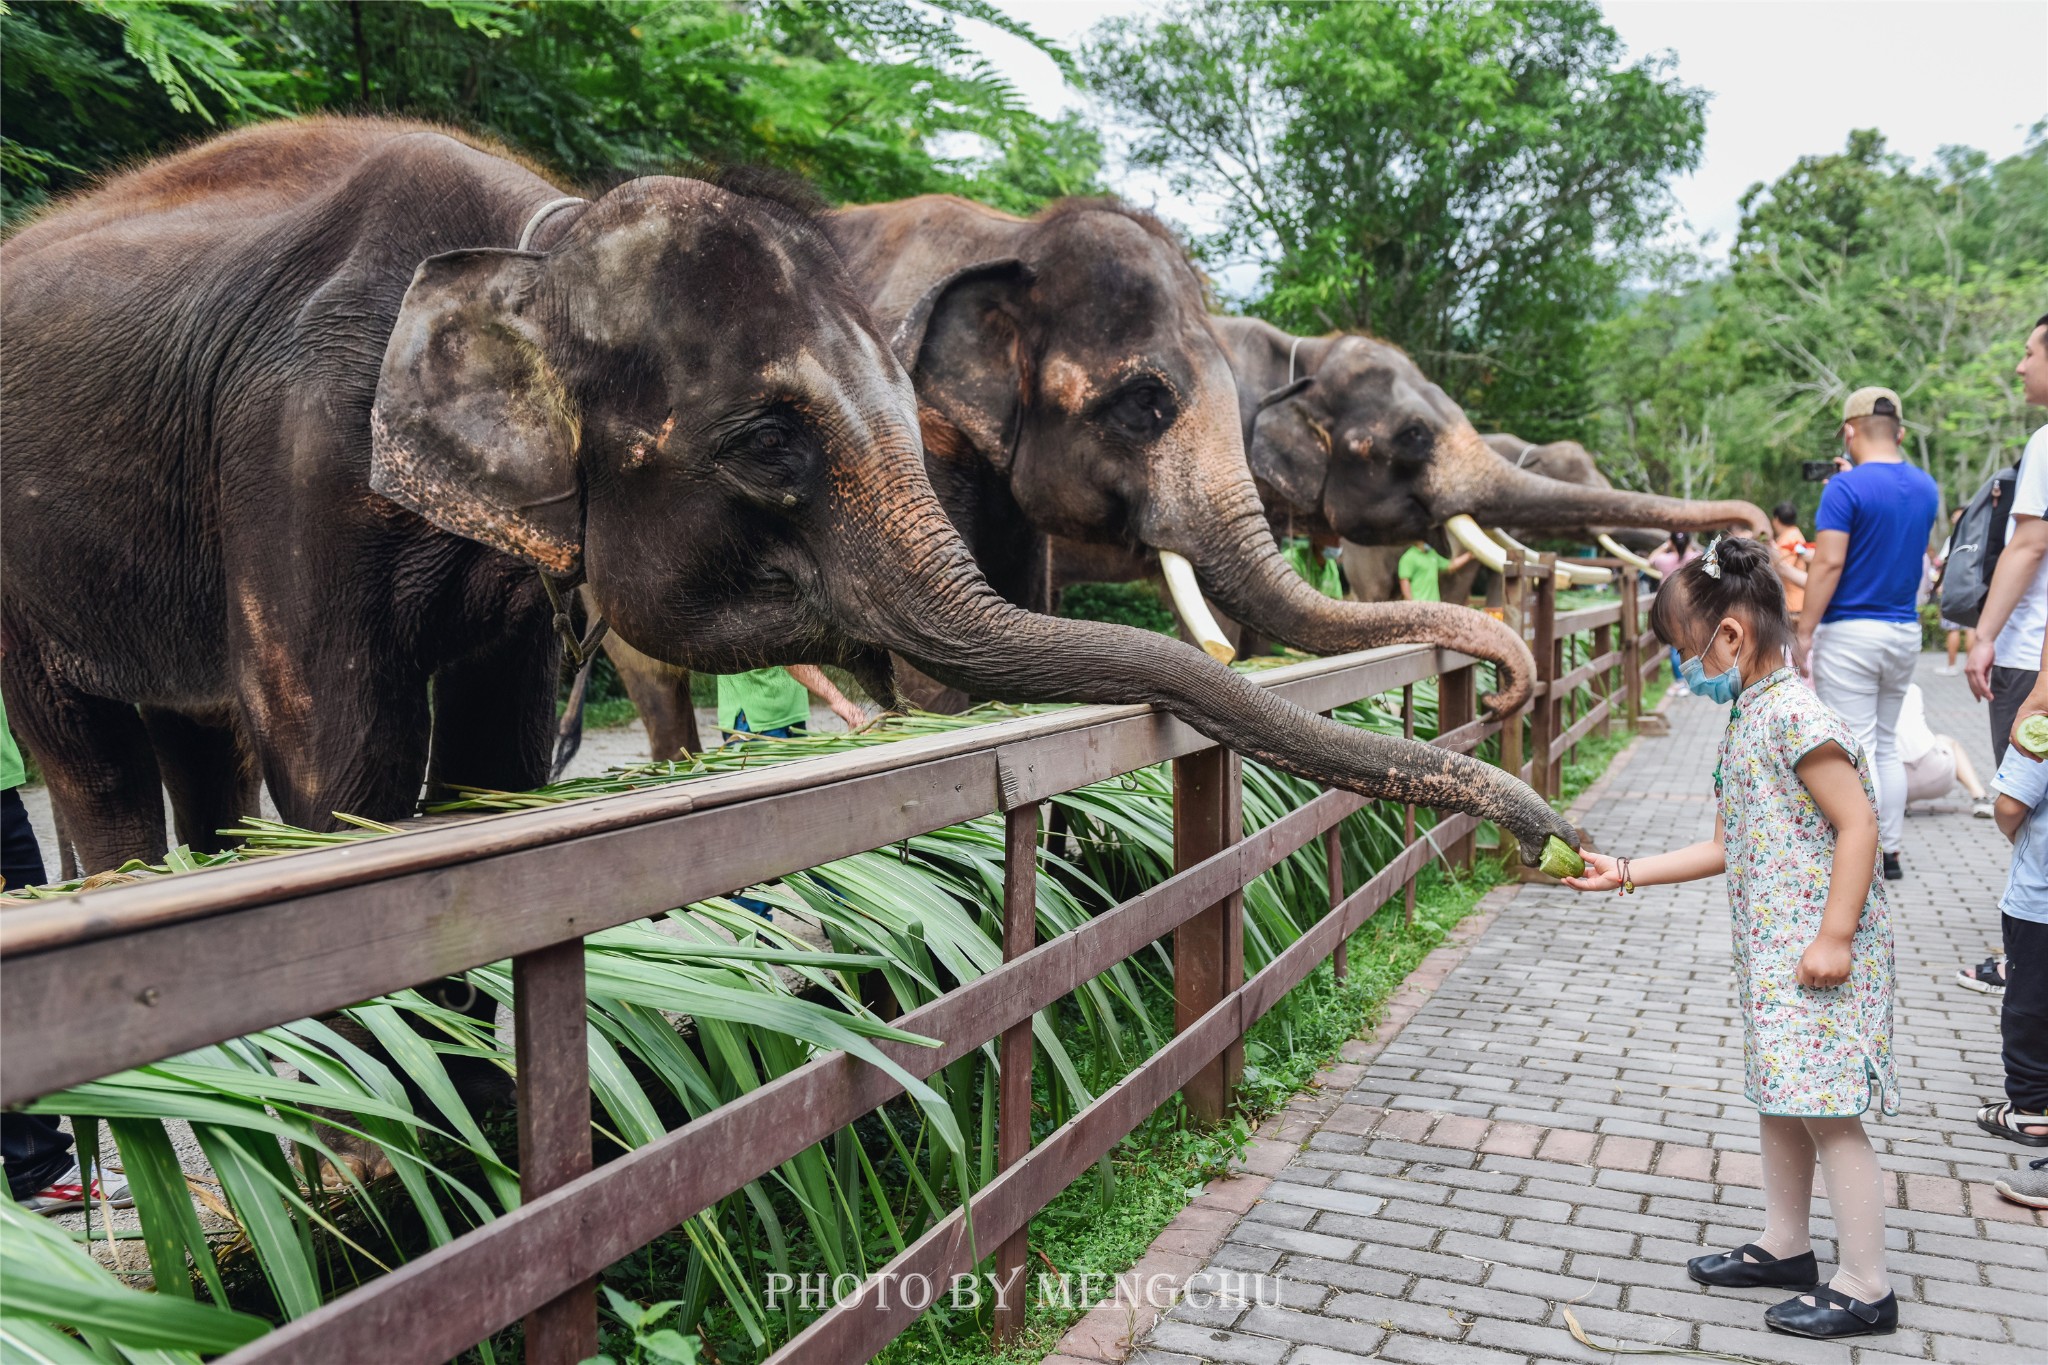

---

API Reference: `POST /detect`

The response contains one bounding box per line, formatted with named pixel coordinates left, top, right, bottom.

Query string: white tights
left=1752, top=1113, right=1891, bottom=1302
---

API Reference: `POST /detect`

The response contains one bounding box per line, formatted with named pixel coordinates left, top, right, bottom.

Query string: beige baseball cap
left=1842, top=386, right=1903, bottom=423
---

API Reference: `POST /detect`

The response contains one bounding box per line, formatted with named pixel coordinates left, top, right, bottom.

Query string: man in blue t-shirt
left=1795, top=386, right=1940, bottom=879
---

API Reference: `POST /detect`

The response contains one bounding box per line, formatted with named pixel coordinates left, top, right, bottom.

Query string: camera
left=1801, top=459, right=1838, bottom=483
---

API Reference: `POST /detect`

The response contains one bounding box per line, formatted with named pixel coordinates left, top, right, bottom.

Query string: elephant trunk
left=1442, top=442, right=1769, bottom=538
left=867, top=574, right=1574, bottom=864
left=1163, top=472, right=1537, bottom=717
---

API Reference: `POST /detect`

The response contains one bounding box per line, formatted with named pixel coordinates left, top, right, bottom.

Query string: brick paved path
left=1072, top=658, right=2046, bottom=1365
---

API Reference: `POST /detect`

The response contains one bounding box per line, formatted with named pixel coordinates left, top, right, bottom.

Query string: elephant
left=595, top=195, right=1548, bottom=759
left=1, top=119, right=1579, bottom=876
left=1337, top=432, right=1683, bottom=605
left=1216, top=317, right=1769, bottom=602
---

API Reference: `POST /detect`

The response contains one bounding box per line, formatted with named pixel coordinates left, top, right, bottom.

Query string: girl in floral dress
left=1564, top=535, right=1899, bottom=1341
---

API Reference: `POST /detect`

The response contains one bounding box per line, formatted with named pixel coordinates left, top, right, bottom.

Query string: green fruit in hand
left=2019, top=714, right=2048, bottom=759
left=1540, top=835, right=1585, bottom=880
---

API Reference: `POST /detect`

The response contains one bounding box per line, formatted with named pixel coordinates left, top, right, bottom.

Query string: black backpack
left=1939, top=465, right=2018, bottom=627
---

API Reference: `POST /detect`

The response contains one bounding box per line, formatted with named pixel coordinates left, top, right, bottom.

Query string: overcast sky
left=962, top=1, right=2047, bottom=285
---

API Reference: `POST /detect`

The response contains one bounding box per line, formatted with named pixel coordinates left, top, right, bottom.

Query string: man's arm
left=785, top=665, right=868, bottom=730
left=1445, top=551, right=1474, bottom=573
left=1966, top=514, right=2048, bottom=700
left=1398, top=577, right=1415, bottom=600
left=1792, top=529, right=1848, bottom=668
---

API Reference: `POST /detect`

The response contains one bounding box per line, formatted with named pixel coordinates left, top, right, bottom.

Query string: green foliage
left=1592, top=126, right=2048, bottom=516
left=2, top=0, right=1101, bottom=216
left=1081, top=0, right=1706, bottom=440
left=1056, top=581, right=1178, bottom=635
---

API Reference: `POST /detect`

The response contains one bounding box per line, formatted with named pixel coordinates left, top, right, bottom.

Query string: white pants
left=1811, top=619, right=1922, bottom=854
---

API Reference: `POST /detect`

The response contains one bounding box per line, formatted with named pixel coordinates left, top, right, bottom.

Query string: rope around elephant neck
left=518, top=195, right=588, bottom=251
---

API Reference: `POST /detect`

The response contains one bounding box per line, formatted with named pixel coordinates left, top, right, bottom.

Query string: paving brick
left=1120, top=674, right=2034, bottom=1365
left=1594, top=1136, right=1655, bottom=1172
left=1142, top=1322, right=1289, bottom=1364
left=1374, top=1334, right=1531, bottom=1365
left=1232, top=1304, right=1383, bottom=1356
left=1535, top=1128, right=1595, bottom=1165
left=1478, top=1121, right=1545, bottom=1158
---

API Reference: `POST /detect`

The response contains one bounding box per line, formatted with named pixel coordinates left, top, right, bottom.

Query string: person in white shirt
left=1957, top=314, right=2048, bottom=995
left=1966, top=314, right=2048, bottom=763
left=1896, top=683, right=1991, bottom=817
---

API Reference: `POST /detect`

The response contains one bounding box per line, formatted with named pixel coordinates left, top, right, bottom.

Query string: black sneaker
left=1882, top=852, right=1902, bottom=881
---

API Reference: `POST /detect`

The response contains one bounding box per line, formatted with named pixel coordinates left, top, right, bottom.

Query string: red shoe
left=21, top=1166, right=132, bottom=1214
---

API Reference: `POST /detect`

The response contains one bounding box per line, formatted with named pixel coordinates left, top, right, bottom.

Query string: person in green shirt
left=715, top=665, right=868, bottom=741
left=1396, top=540, right=1474, bottom=603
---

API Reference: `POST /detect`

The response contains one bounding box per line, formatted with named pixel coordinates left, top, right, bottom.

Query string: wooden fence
left=0, top=560, right=1665, bottom=1365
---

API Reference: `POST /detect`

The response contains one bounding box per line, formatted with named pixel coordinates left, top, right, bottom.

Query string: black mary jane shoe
left=1765, top=1284, right=1898, bottom=1339
left=1685, top=1243, right=1818, bottom=1289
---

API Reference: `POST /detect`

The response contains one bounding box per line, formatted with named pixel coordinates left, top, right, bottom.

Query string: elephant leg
left=234, top=624, right=431, bottom=831
left=426, top=629, right=558, bottom=802
left=141, top=706, right=258, bottom=853
left=1, top=642, right=166, bottom=874
left=600, top=633, right=699, bottom=760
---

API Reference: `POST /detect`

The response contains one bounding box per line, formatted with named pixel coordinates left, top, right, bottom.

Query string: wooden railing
left=0, top=563, right=1661, bottom=1365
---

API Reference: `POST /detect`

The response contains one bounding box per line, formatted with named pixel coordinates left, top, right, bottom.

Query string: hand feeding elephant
left=0, top=121, right=1578, bottom=877
left=1216, top=317, right=1769, bottom=602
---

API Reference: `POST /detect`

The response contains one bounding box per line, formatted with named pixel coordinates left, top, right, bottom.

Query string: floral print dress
left=1715, top=667, right=1899, bottom=1117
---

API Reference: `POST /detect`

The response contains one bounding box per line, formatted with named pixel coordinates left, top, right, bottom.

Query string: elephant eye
left=1101, top=377, right=1177, bottom=442
left=1392, top=422, right=1434, bottom=462
left=715, top=409, right=816, bottom=493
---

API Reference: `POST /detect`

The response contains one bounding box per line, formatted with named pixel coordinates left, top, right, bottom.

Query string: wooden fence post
left=1529, top=557, right=1559, bottom=798
left=514, top=943, right=596, bottom=1365
left=992, top=803, right=1038, bottom=1343
left=1591, top=620, right=1614, bottom=741
left=1619, top=567, right=1643, bottom=729
left=1499, top=565, right=1527, bottom=792
left=1319, top=711, right=1347, bottom=982
left=1173, top=744, right=1242, bottom=1128
left=1439, top=662, right=1476, bottom=870
left=1402, top=683, right=1417, bottom=924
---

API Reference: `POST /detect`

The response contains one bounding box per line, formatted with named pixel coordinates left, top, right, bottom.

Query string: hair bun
left=1707, top=534, right=1773, bottom=577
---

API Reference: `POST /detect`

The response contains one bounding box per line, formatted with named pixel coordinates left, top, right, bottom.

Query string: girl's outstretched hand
left=1796, top=933, right=1853, bottom=988
left=1563, top=851, right=1624, bottom=893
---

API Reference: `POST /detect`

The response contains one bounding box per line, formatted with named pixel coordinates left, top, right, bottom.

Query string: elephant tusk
left=1159, top=551, right=1237, bottom=663
left=1597, top=534, right=1662, bottom=578
left=1444, top=514, right=1509, bottom=574
left=1485, top=525, right=1610, bottom=588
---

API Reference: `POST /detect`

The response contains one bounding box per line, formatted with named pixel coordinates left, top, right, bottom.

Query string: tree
left=1, top=0, right=1101, bottom=217
left=1592, top=127, right=2048, bottom=518
left=1082, top=0, right=1706, bottom=440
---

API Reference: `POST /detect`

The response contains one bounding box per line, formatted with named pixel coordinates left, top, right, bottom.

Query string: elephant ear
left=370, top=248, right=583, bottom=575
left=887, top=258, right=1035, bottom=470
left=1248, top=393, right=1331, bottom=513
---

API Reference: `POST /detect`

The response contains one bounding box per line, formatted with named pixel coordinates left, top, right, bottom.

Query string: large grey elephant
left=1, top=121, right=1577, bottom=873
left=1217, top=318, right=1768, bottom=602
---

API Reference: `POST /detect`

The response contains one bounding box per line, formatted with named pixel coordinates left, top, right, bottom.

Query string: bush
left=1057, top=581, right=1177, bottom=634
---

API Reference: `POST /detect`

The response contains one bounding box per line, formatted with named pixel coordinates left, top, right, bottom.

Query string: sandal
left=1955, top=956, right=2007, bottom=995
left=1976, top=1100, right=2048, bottom=1147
